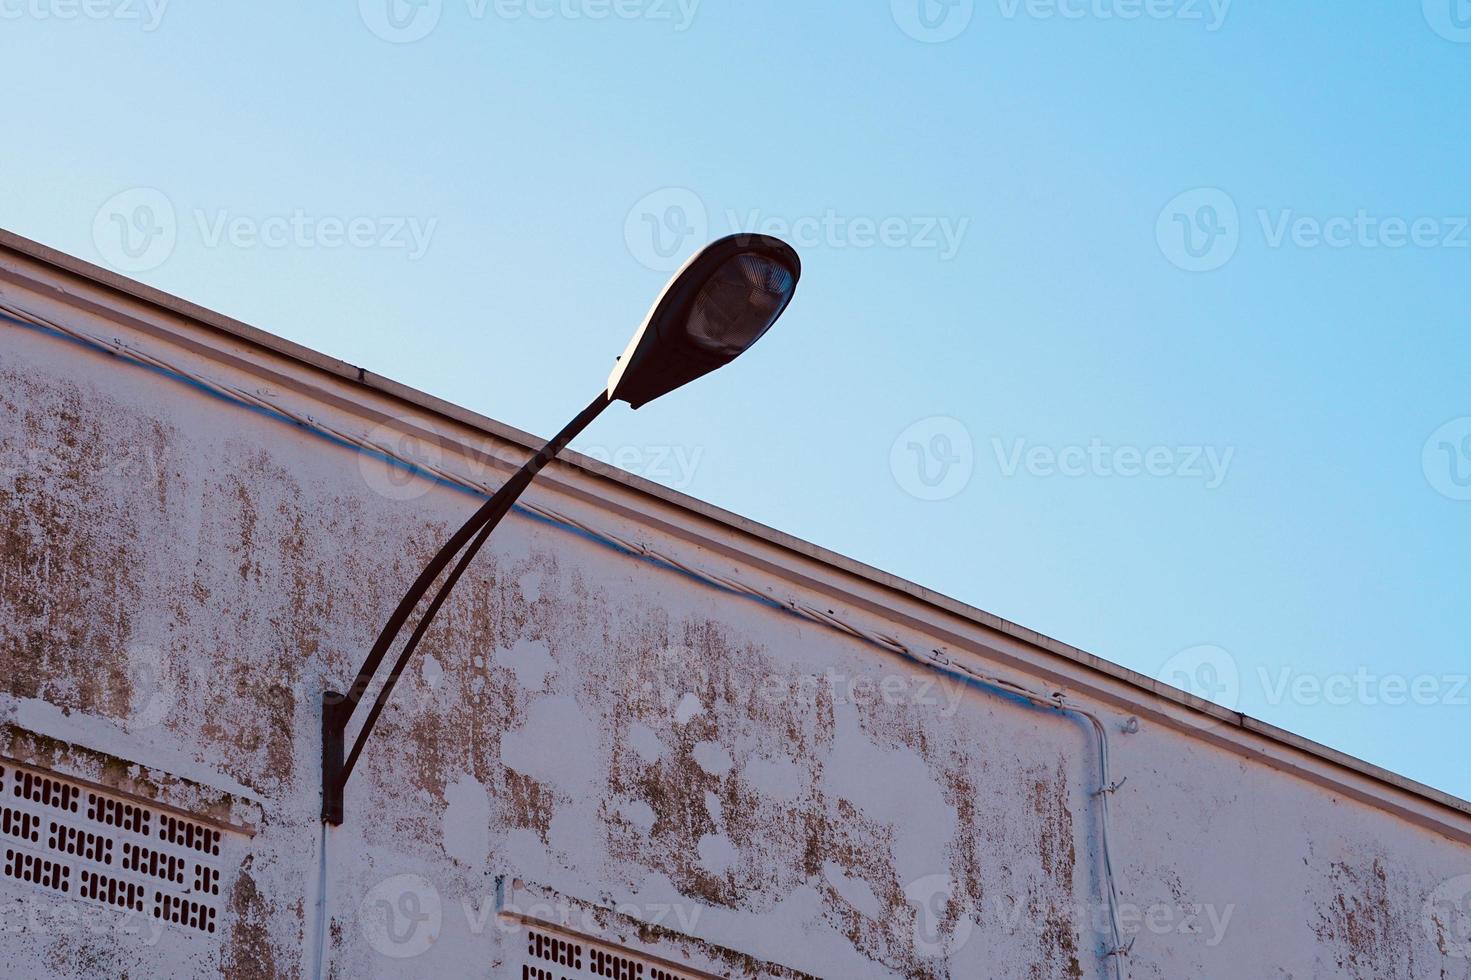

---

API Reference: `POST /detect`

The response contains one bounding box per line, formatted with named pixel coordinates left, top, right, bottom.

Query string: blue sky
left=2, top=1, right=1468, bottom=799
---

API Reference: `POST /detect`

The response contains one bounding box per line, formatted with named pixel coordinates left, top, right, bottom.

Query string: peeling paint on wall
left=3, top=304, right=1471, bottom=979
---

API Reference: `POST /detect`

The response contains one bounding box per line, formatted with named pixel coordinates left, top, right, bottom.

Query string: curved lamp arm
left=322, top=391, right=611, bottom=823
left=319, top=233, right=801, bottom=826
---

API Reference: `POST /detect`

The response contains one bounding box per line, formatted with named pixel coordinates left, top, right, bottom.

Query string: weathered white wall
left=2, top=256, right=1470, bottom=980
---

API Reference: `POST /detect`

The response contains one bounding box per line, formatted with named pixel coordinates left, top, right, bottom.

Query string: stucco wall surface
left=1, top=267, right=1469, bottom=980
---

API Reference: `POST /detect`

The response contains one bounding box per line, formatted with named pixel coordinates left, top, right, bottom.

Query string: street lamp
left=322, top=234, right=801, bottom=824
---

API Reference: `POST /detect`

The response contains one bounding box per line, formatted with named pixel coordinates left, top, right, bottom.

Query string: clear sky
left=2, top=1, right=1468, bottom=800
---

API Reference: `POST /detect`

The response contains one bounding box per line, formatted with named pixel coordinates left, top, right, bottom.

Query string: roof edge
left=3, top=227, right=1468, bottom=831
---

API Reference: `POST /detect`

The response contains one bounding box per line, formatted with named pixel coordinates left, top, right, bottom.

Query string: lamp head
left=608, top=234, right=801, bottom=408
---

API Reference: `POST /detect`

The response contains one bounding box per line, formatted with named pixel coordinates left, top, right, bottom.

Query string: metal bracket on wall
left=321, top=692, right=346, bottom=825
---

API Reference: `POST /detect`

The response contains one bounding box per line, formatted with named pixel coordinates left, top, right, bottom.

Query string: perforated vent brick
left=516, top=925, right=702, bottom=980
left=0, top=761, right=233, bottom=937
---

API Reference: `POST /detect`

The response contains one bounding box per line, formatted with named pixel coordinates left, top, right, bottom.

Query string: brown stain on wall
left=221, top=862, right=290, bottom=980
left=503, top=769, right=556, bottom=841
left=0, top=373, right=144, bottom=719
left=351, top=543, right=598, bottom=855
left=1313, top=856, right=1424, bottom=979
left=1026, top=758, right=1082, bottom=980
left=1030, top=760, right=1077, bottom=886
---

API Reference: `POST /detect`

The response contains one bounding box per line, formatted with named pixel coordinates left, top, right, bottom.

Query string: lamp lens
left=684, top=253, right=795, bottom=357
